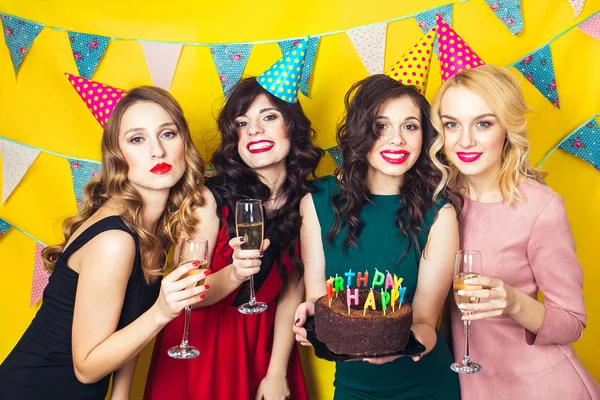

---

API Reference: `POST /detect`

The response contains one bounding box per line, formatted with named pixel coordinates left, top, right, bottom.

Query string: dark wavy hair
left=207, top=77, right=324, bottom=288
left=327, top=74, right=462, bottom=258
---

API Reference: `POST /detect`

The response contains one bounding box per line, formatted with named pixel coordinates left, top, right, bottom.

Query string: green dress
left=312, top=176, right=460, bottom=400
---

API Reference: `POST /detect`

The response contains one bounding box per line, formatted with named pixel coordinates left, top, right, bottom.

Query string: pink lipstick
left=456, top=152, right=482, bottom=163
left=150, top=163, right=172, bottom=174
left=380, top=150, right=410, bottom=165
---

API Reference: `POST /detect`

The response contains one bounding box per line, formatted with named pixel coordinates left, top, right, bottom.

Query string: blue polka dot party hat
left=257, top=37, right=308, bottom=103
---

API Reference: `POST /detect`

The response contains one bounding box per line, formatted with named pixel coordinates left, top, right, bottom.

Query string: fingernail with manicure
left=240, top=237, right=245, bottom=243
left=458, top=304, right=466, bottom=309
left=200, top=294, right=205, bottom=300
left=259, top=251, right=265, bottom=256
left=457, top=290, right=466, bottom=295
left=192, top=261, right=200, bottom=267
left=204, top=270, right=212, bottom=276
left=294, top=318, right=300, bottom=326
left=204, top=284, right=210, bottom=289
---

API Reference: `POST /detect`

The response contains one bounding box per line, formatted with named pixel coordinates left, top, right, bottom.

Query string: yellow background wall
left=0, top=1, right=599, bottom=398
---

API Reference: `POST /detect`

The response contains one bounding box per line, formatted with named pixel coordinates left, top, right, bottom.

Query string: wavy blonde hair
left=42, top=86, right=205, bottom=275
left=429, top=64, right=546, bottom=206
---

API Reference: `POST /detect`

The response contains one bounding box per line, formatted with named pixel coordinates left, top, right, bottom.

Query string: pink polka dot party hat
left=436, top=14, right=485, bottom=82
left=65, top=73, right=126, bottom=128
left=385, top=27, right=436, bottom=94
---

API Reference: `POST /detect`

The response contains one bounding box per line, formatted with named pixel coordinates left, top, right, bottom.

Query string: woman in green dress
left=293, top=75, right=462, bottom=399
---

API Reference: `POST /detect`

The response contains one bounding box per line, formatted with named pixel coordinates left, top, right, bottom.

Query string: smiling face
left=234, top=94, right=291, bottom=172
left=366, top=96, right=423, bottom=186
left=118, top=101, right=186, bottom=194
left=440, top=85, right=507, bottom=180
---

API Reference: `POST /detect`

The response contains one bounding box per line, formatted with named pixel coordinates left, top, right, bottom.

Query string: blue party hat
left=258, top=38, right=309, bottom=103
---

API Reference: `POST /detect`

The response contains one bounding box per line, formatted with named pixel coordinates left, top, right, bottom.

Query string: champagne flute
left=168, top=237, right=209, bottom=359
left=236, top=199, right=268, bottom=315
left=450, top=249, right=483, bottom=374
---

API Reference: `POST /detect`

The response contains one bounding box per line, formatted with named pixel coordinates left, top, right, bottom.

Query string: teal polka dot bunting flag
left=559, top=119, right=600, bottom=172
left=68, top=159, right=102, bottom=210
left=484, top=0, right=524, bottom=35
left=414, top=5, right=452, bottom=57
left=68, top=31, right=110, bottom=79
left=277, top=37, right=319, bottom=98
left=209, top=43, right=253, bottom=97
left=514, top=45, right=559, bottom=108
left=327, top=147, right=343, bottom=167
left=1, top=15, right=43, bottom=75
left=0, top=218, right=11, bottom=236
left=258, top=38, right=308, bottom=103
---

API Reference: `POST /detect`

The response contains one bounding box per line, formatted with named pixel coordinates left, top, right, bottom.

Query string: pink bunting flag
left=578, top=13, right=600, bottom=40
left=30, top=242, right=49, bottom=307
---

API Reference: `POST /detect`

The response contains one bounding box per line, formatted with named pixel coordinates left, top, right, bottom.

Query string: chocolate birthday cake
left=314, top=289, right=413, bottom=357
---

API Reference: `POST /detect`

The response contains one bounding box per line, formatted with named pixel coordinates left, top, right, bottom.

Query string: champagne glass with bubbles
left=168, top=237, right=209, bottom=359
left=451, top=249, right=483, bottom=374
left=236, top=199, right=268, bottom=315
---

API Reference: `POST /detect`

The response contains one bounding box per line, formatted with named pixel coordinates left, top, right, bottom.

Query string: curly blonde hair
left=42, top=86, right=205, bottom=275
left=429, top=65, right=546, bottom=206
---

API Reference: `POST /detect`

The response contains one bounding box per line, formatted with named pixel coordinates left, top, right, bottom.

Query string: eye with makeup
left=475, top=120, right=493, bottom=129
left=234, top=120, right=248, bottom=129
left=404, top=123, right=420, bottom=131
left=263, top=113, right=278, bottom=122
left=160, top=130, right=177, bottom=139
left=129, top=136, right=144, bottom=144
left=443, top=120, right=460, bottom=130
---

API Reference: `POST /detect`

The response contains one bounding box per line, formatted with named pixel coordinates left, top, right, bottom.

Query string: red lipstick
left=380, top=150, right=410, bottom=165
left=150, top=163, right=172, bottom=174
left=247, top=140, right=275, bottom=154
left=456, top=152, right=482, bottom=163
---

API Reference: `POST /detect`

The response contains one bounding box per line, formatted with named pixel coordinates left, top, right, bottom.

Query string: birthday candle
left=334, top=276, right=345, bottom=297
left=393, top=274, right=403, bottom=290
left=372, top=268, right=385, bottom=288
left=326, top=282, right=333, bottom=306
left=347, top=287, right=359, bottom=306
left=399, top=287, right=407, bottom=306
left=344, top=269, right=356, bottom=287
left=363, top=288, right=376, bottom=316
left=346, top=286, right=350, bottom=314
left=384, top=270, right=395, bottom=291
left=356, top=271, right=369, bottom=287
left=391, top=287, right=399, bottom=313
left=381, top=289, right=391, bottom=316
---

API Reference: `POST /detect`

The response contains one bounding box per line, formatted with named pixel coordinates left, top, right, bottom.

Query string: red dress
left=144, top=207, right=308, bottom=400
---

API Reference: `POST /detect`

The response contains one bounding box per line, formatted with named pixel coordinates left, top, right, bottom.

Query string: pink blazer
left=452, top=179, right=600, bottom=400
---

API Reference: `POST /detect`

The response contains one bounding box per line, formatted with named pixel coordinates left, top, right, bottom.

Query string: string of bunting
left=0, top=217, right=48, bottom=307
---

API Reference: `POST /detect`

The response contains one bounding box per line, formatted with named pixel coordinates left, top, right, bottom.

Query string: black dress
left=0, top=216, right=161, bottom=399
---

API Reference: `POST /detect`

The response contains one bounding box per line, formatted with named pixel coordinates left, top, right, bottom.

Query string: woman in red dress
left=144, top=77, right=323, bottom=400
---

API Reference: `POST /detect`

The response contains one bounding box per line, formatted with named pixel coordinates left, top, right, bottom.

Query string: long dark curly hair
left=327, top=74, right=462, bottom=258
left=207, top=77, right=324, bottom=288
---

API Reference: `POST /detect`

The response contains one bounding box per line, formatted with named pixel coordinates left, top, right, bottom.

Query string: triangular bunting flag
left=513, top=45, right=560, bottom=108
left=578, top=13, right=600, bottom=40
left=277, top=36, right=320, bottom=97
left=141, top=42, right=183, bottom=91
left=258, top=38, right=308, bottom=103
left=0, top=218, right=12, bottom=236
left=414, top=5, right=453, bottom=56
left=484, top=0, right=524, bottom=35
left=327, top=147, right=343, bottom=167
left=68, top=159, right=102, bottom=210
left=1, top=15, right=43, bottom=76
left=568, top=0, right=585, bottom=18
left=68, top=31, right=110, bottom=79
left=346, top=23, right=387, bottom=76
left=0, top=139, right=41, bottom=203
left=209, top=43, right=253, bottom=96
left=31, top=242, right=49, bottom=307
left=385, top=27, right=436, bottom=94
left=65, top=73, right=127, bottom=127
left=559, top=119, right=600, bottom=171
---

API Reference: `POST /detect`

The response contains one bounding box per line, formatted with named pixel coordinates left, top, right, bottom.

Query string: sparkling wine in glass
left=450, top=249, right=483, bottom=374
left=236, top=199, right=268, bottom=315
left=168, top=237, right=209, bottom=359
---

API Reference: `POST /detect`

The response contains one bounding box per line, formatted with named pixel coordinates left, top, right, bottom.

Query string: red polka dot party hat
left=257, top=37, right=308, bottom=103
left=65, top=73, right=126, bottom=128
left=385, top=27, right=436, bottom=94
left=436, top=14, right=485, bottom=82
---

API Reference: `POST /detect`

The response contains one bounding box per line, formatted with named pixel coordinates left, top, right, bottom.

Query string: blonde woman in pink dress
left=429, top=64, right=600, bottom=400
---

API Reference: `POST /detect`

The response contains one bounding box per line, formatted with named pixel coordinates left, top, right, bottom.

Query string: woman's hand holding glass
left=457, top=275, right=517, bottom=321
left=228, top=236, right=271, bottom=282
